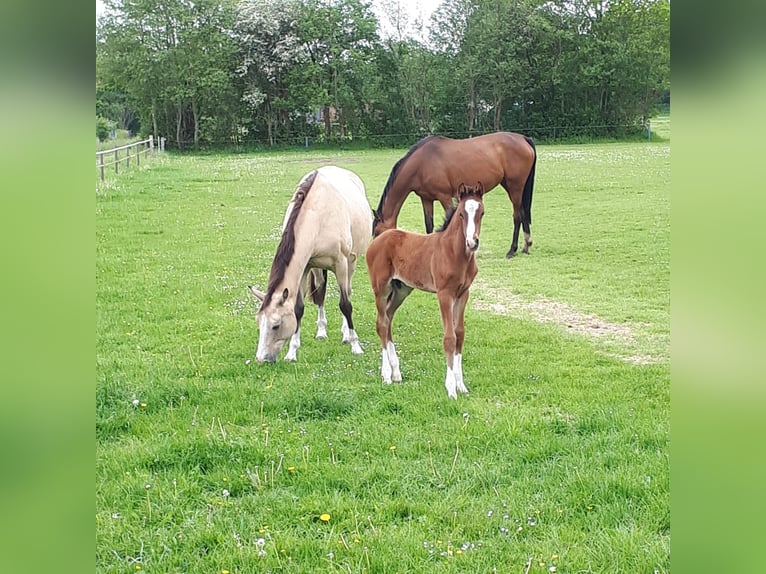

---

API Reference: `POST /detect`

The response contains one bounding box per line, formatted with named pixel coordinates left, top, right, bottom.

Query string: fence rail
left=96, top=136, right=165, bottom=181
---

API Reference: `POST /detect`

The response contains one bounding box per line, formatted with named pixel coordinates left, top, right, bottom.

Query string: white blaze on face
left=256, top=314, right=271, bottom=362
left=464, top=199, right=480, bottom=250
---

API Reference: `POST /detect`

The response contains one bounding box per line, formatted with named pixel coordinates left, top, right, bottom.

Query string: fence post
left=646, top=120, right=651, bottom=141
left=114, top=149, right=119, bottom=174
left=160, top=137, right=166, bottom=152
left=126, top=146, right=131, bottom=168
left=136, top=141, right=140, bottom=166
left=149, top=135, right=154, bottom=154
left=99, top=154, right=105, bottom=181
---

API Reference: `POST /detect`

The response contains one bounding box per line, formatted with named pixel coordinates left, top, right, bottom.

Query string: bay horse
left=372, top=132, right=536, bottom=258
left=366, top=182, right=485, bottom=398
left=249, top=166, right=372, bottom=363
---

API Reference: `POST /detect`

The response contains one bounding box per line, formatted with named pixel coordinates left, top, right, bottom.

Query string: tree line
left=96, top=0, right=670, bottom=149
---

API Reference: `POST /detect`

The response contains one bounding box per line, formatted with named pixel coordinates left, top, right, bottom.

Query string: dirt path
left=471, top=279, right=667, bottom=365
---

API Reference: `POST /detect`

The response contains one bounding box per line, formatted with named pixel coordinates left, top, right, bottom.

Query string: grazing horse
left=249, top=166, right=372, bottom=363
left=366, top=182, right=485, bottom=398
left=372, top=132, right=536, bottom=258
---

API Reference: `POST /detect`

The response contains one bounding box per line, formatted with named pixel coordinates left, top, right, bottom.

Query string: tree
left=236, top=0, right=308, bottom=145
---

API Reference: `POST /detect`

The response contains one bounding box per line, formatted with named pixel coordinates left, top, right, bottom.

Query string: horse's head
left=249, top=285, right=298, bottom=363
left=457, top=182, right=485, bottom=252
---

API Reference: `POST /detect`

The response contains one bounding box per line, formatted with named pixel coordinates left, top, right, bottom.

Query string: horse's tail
left=308, top=268, right=328, bottom=306
left=522, top=136, right=537, bottom=225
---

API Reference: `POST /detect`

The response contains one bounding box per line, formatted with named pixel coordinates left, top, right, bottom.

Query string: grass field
left=96, top=134, right=669, bottom=572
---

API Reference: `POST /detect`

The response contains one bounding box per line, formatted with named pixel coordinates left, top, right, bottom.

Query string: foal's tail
left=522, top=136, right=537, bottom=225
left=308, top=269, right=328, bottom=305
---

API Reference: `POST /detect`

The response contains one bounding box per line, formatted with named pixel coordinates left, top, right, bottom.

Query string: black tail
left=522, top=136, right=536, bottom=225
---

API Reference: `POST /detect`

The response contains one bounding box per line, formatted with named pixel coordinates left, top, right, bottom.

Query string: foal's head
left=454, top=182, right=485, bottom=252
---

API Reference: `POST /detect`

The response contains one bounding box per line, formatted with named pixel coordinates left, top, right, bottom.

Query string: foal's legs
left=437, top=290, right=460, bottom=398
left=335, top=256, right=363, bottom=354
left=452, top=289, right=471, bottom=394
left=373, top=279, right=411, bottom=383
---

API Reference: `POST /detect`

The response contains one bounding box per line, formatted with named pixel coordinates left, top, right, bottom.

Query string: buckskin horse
left=372, top=132, right=536, bottom=258
left=366, top=182, right=485, bottom=398
left=249, top=166, right=372, bottom=363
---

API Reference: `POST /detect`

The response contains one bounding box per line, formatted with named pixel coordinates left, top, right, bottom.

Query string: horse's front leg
left=421, top=198, right=435, bottom=234
left=285, top=289, right=305, bottom=362
left=438, top=291, right=459, bottom=398
left=452, top=289, right=470, bottom=394
left=334, top=257, right=363, bottom=355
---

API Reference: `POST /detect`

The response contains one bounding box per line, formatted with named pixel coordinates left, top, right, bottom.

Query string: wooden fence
left=96, top=136, right=166, bottom=181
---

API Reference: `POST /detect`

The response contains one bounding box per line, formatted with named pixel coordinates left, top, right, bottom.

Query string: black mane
left=374, top=135, right=437, bottom=219
left=262, top=170, right=318, bottom=308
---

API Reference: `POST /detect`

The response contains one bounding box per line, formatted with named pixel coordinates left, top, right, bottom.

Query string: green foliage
left=97, top=138, right=669, bottom=572
left=96, top=0, right=670, bottom=146
left=96, top=116, right=111, bottom=142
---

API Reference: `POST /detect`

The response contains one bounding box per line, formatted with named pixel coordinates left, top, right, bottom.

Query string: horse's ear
left=476, top=181, right=485, bottom=196
left=248, top=285, right=265, bottom=302
left=457, top=183, right=467, bottom=198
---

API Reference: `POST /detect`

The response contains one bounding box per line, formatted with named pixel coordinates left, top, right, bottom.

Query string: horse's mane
left=375, top=135, right=437, bottom=218
left=262, top=170, right=318, bottom=308
left=436, top=187, right=483, bottom=232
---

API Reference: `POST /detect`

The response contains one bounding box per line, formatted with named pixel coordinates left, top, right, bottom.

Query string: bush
left=96, top=117, right=111, bottom=142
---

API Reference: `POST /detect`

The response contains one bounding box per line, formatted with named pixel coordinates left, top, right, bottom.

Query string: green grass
left=97, top=134, right=669, bottom=572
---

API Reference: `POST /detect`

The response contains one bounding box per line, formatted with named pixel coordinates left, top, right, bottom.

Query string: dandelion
left=327, top=552, right=334, bottom=559
left=549, top=567, right=557, bottom=573
left=389, top=445, right=396, bottom=451
left=132, top=399, right=140, bottom=407
left=256, top=538, right=265, bottom=547
left=222, top=571, right=230, bottom=574
left=320, top=513, right=331, bottom=522
left=486, top=510, right=493, bottom=517
left=140, top=402, right=147, bottom=408
left=222, top=489, right=230, bottom=498
left=552, top=554, right=559, bottom=561
left=287, top=466, right=296, bottom=472
left=245, top=359, right=251, bottom=365
left=111, top=512, right=122, bottom=519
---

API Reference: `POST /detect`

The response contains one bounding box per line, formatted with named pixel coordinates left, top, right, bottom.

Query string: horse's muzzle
left=467, top=237, right=480, bottom=251
left=256, top=354, right=276, bottom=364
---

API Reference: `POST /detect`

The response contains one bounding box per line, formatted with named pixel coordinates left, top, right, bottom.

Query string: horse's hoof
left=505, top=250, right=517, bottom=259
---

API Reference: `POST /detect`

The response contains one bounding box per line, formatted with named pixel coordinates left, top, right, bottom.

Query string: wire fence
left=157, top=122, right=657, bottom=151
left=95, top=136, right=166, bottom=181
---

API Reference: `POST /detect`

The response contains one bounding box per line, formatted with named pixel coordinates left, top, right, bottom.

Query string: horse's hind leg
left=521, top=218, right=532, bottom=254
left=335, top=257, right=363, bottom=355
left=384, top=280, right=412, bottom=382
left=373, top=282, right=394, bottom=383
left=308, top=269, right=328, bottom=339
left=504, top=186, right=525, bottom=259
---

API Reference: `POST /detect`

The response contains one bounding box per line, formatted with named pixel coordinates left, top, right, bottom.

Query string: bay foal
left=366, top=183, right=485, bottom=398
